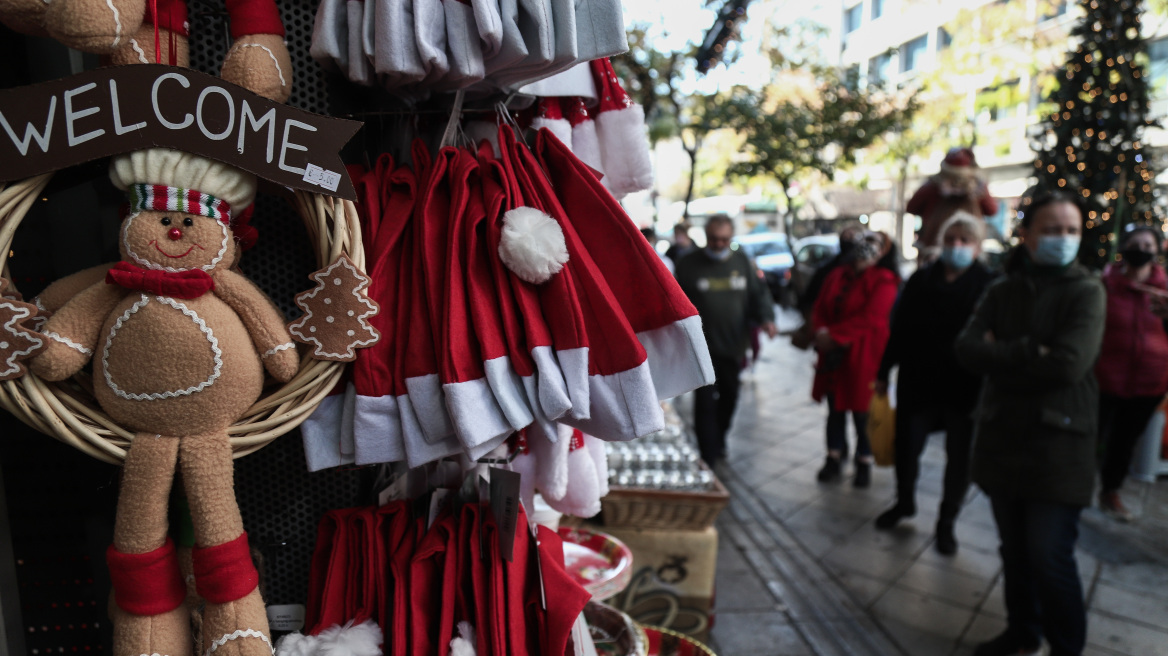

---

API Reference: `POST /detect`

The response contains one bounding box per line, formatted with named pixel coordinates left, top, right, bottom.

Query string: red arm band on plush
left=146, top=0, right=190, bottom=36
left=225, top=0, right=285, bottom=38
left=106, top=538, right=186, bottom=616
left=192, top=533, right=259, bottom=604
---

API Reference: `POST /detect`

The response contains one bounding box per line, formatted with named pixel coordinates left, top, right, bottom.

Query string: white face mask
left=705, top=247, right=732, bottom=261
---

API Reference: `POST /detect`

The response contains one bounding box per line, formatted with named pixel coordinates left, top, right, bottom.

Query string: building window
left=937, top=27, right=952, bottom=51
left=869, top=52, right=892, bottom=85
left=1150, top=38, right=1168, bottom=93
left=871, top=0, right=884, bottom=20
left=844, top=4, right=862, bottom=34
left=901, top=35, right=928, bottom=72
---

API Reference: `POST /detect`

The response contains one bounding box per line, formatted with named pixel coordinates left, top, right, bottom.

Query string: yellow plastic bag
left=867, top=392, right=896, bottom=467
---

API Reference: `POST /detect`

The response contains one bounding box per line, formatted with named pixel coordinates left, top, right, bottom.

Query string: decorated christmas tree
left=1030, top=0, right=1159, bottom=268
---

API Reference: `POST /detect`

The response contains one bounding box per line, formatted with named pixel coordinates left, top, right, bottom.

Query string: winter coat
left=676, top=249, right=775, bottom=361
left=877, top=261, right=996, bottom=413
left=811, top=264, right=899, bottom=412
left=1095, top=263, right=1168, bottom=399
left=906, top=177, right=998, bottom=247
left=954, top=255, right=1106, bottom=507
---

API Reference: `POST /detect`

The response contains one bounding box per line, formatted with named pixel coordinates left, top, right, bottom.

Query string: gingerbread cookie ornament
left=288, top=254, right=380, bottom=362
left=0, top=279, right=46, bottom=381
left=29, top=148, right=298, bottom=656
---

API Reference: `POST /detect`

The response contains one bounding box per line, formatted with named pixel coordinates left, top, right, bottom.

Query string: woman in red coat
left=1095, top=226, right=1168, bottom=521
left=812, top=231, right=900, bottom=487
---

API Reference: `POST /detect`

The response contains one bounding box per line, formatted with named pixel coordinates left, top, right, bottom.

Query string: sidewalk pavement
left=692, top=319, right=1168, bottom=656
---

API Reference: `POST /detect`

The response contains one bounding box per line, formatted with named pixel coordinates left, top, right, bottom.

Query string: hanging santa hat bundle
left=302, top=125, right=713, bottom=527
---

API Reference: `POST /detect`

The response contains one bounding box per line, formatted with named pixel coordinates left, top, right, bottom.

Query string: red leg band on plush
left=106, top=538, right=186, bottom=616
left=225, top=0, right=285, bottom=38
left=145, top=0, right=190, bottom=37
left=192, top=533, right=259, bottom=604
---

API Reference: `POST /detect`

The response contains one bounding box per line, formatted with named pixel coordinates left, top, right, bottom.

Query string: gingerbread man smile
left=150, top=239, right=204, bottom=259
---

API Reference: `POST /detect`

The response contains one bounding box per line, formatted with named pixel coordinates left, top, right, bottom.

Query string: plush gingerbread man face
left=121, top=209, right=237, bottom=273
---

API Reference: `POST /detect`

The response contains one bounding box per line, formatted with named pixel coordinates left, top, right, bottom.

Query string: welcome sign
left=0, top=64, right=362, bottom=201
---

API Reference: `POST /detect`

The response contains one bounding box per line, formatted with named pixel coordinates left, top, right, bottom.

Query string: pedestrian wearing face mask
left=873, top=212, right=996, bottom=554
left=811, top=230, right=901, bottom=487
left=1094, top=226, right=1168, bottom=522
left=676, top=214, right=778, bottom=467
left=955, top=190, right=1104, bottom=656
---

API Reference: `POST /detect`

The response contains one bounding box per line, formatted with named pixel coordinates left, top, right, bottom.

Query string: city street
left=694, top=310, right=1168, bottom=656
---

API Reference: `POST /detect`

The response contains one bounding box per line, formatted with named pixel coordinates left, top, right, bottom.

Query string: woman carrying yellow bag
left=873, top=213, right=996, bottom=555
left=867, top=387, right=896, bottom=467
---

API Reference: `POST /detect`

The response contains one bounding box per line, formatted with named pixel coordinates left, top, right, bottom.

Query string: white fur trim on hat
left=109, top=148, right=257, bottom=210
left=274, top=619, right=382, bottom=656
left=499, top=207, right=569, bottom=284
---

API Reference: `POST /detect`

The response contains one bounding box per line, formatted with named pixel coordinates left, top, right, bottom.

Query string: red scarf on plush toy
left=106, top=261, right=215, bottom=299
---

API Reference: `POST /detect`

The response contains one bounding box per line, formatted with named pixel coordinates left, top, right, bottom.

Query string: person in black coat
left=874, top=212, right=996, bottom=555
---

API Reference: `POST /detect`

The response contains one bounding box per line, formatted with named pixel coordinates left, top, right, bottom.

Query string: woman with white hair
left=873, top=212, right=996, bottom=554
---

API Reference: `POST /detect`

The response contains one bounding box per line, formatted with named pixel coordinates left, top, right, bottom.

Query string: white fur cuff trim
left=205, top=628, right=274, bottom=656
left=45, top=331, right=93, bottom=356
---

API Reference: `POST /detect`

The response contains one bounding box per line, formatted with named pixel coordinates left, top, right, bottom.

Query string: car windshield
left=737, top=238, right=790, bottom=258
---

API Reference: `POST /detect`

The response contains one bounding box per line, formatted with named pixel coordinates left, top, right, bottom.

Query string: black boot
left=853, top=460, right=871, bottom=488
left=973, top=630, right=1040, bottom=656
left=817, top=456, right=842, bottom=482
left=875, top=502, right=915, bottom=530
left=935, top=518, right=958, bottom=556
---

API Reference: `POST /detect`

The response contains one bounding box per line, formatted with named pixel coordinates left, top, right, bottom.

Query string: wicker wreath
left=0, top=173, right=363, bottom=464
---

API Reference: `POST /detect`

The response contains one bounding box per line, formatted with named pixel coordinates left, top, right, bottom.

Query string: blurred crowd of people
left=651, top=146, right=1166, bottom=656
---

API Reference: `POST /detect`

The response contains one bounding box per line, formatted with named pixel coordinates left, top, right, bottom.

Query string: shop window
left=844, top=3, right=862, bottom=34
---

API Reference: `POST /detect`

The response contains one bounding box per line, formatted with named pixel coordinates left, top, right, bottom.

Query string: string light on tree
left=1029, top=0, right=1161, bottom=268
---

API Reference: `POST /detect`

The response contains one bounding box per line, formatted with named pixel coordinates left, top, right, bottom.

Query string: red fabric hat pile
left=296, top=500, right=590, bottom=656
left=300, top=125, right=713, bottom=473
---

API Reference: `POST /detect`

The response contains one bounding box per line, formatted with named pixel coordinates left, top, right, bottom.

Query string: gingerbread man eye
left=160, top=217, right=171, bottom=226
left=183, top=217, right=194, bottom=227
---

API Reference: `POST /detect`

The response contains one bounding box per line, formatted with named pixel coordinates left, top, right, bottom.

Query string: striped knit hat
left=128, top=184, right=232, bottom=223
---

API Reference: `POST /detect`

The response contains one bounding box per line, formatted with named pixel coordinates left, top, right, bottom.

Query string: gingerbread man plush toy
left=30, top=148, right=299, bottom=656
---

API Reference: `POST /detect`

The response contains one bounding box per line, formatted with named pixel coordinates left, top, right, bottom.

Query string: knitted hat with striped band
left=128, top=184, right=232, bottom=223
left=109, top=149, right=258, bottom=212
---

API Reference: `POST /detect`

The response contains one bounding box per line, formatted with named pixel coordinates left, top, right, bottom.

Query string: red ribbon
left=106, top=538, right=187, bottom=616
left=192, top=533, right=259, bottom=604
left=106, top=261, right=215, bottom=299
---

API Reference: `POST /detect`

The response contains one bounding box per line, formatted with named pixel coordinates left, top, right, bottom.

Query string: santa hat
left=940, top=147, right=980, bottom=175
left=509, top=127, right=667, bottom=440
left=352, top=159, right=415, bottom=466
left=470, top=0, right=503, bottom=59
left=589, top=59, right=653, bottom=197
left=310, top=0, right=348, bottom=74
left=462, top=141, right=533, bottom=433
left=433, top=0, right=486, bottom=90
left=109, top=148, right=257, bottom=212
left=402, top=143, right=464, bottom=466
left=345, top=0, right=374, bottom=86
left=519, top=62, right=598, bottom=100
left=373, top=0, right=426, bottom=86
left=565, top=97, right=604, bottom=179
left=573, top=0, right=627, bottom=62
left=486, top=0, right=555, bottom=90
left=536, top=129, right=714, bottom=401
left=438, top=147, right=514, bottom=459
left=530, top=98, right=572, bottom=152
left=479, top=0, right=527, bottom=80
left=413, top=0, right=451, bottom=87
left=478, top=142, right=573, bottom=440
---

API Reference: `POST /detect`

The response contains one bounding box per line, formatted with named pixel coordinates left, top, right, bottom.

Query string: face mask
left=1032, top=235, right=1080, bottom=267
left=705, top=247, right=732, bottom=261
left=839, top=239, right=857, bottom=257
left=941, top=245, right=975, bottom=270
left=854, top=241, right=879, bottom=263
left=1121, top=248, right=1155, bottom=268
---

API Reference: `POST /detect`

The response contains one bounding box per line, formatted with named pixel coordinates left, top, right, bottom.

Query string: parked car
left=733, top=232, right=794, bottom=306
left=790, top=235, right=841, bottom=310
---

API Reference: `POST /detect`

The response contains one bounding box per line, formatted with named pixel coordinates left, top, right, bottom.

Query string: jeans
left=989, top=495, right=1086, bottom=656
left=1098, top=393, right=1162, bottom=493
left=694, top=355, right=742, bottom=466
left=826, top=394, right=870, bottom=461
left=894, top=404, right=973, bottom=521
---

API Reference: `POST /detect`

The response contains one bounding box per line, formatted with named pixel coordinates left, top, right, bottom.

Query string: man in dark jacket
left=955, top=191, right=1104, bottom=656
left=676, top=214, right=777, bottom=466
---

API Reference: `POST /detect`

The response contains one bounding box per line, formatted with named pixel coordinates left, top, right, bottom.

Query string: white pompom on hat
left=109, top=148, right=258, bottom=210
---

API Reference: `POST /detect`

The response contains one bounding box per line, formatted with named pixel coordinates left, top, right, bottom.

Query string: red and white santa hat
left=589, top=58, right=654, bottom=197
left=530, top=98, right=572, bottom=152
left=536, top=129, right=714, bottom=402
left=564, top=97, right=604, bottom=180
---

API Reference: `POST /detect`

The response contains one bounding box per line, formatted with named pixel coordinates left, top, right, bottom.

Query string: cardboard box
left=601, top=525, right=717, bottom=644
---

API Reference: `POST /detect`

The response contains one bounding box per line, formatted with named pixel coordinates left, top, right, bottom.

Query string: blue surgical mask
left=705, top=247, right=732, bottom=261
left=1032, top=235, right=1080, bottom=267
left=941, top=245, right=975, bottom=270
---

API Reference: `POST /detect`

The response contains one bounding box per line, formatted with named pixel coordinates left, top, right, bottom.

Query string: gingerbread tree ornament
left=0, top=279, right=46, bottom=380
left=288, top=254, right=380, bottom=362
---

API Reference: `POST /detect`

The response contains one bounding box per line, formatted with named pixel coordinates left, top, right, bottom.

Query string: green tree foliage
left=1030, top=0, right=1160, bottom=268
